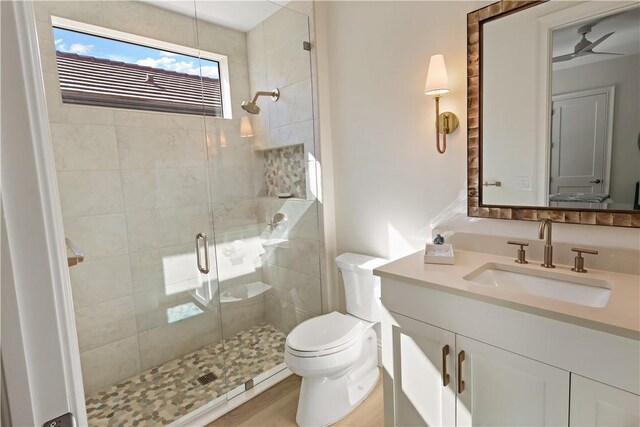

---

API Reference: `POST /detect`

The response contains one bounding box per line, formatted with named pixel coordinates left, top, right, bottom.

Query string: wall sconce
left=425, top=54, right=459, bottom=154
left=240, top=116, right=254, bottom=138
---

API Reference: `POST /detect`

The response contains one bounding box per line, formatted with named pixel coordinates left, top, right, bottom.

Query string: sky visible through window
left=53, top=27, right=220, bottom=79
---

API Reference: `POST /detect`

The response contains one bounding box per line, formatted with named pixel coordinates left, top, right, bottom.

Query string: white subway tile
left=64, top=213, right=128, bottom=260
left=125, top=205, right=211, bottom=252
left=121, top=168, right=208, bottom=211
left=116, top=127, right=207, bottom=170
left=57, top=170, right=123, bottom=217
left=51, top=123, right=119, bottom=171
left=75, top=296, right=137, bottom=352
left=69, top=255, right=133, bottom=307
left=79, top=335, right=141, bottom=394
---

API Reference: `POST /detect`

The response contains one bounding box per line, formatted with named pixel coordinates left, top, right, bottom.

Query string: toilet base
left=295, top=329, right=379, bottom=427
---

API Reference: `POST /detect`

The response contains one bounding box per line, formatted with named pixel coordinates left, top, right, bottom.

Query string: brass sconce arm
left=434, top=95, right=459, bottom=154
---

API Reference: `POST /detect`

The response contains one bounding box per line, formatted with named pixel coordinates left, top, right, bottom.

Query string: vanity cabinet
left=380, top=271, right=640, bottom=427
left=390, top=312, right=569, bottom=426
left=570, top=375, right=640, bottom=426
left=391, top=314, right=456, bottom=426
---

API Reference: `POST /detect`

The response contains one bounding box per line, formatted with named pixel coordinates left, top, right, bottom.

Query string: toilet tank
left=335, top=253, right=388, bottom=322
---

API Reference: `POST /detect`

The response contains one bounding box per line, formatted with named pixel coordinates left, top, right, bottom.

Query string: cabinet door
left=570, top=374, right=640, bottom=426
left=456, top=335, right=569, bottom=426
left=391, top=312, right=456, bottom=426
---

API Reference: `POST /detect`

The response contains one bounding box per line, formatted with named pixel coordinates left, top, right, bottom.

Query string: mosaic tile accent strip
left=85, top=323, right=286, bottom=426
left=264, top=144, right=306, bottom=199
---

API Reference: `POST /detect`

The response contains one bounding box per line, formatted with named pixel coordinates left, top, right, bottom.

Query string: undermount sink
left=463, top=263, right=613, bottom=308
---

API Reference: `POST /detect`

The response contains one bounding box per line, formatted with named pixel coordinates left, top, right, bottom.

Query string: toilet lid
left=287, top=312, right=363, bottom=353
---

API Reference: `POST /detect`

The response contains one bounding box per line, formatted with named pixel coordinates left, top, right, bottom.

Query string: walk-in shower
left=241, top=89, right=280, bottom=115
left=34, top=0, right=320, bottom=424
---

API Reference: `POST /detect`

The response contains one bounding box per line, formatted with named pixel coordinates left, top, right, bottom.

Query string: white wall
left=321, top=1, right=483, bottom=262
left=553, top=54, right=640, bottom=206
left=316, top=1, right=640, bottom=304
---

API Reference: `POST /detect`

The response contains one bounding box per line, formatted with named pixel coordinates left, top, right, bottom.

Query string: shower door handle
left=195, top=233, right=210, bottom=274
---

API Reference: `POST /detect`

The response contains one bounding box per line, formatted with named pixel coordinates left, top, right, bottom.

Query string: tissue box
left=424, top=243, right=454, bottom=265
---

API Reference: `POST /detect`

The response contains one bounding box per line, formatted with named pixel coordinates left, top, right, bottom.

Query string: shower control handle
left=196, top=233, right=210, bottom=274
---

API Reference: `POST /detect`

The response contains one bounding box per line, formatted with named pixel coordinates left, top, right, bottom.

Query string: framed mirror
left=467, top=1, right=640, bottom=227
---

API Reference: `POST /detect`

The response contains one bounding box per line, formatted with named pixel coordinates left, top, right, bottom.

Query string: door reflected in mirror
left=481, top=2, right=640, bottom=212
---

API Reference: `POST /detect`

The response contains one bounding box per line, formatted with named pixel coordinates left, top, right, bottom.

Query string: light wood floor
left=207, top=372, right=384, bottom=427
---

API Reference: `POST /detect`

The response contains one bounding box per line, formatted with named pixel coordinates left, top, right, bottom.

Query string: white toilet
left=284, top=253, right=388, bottom=427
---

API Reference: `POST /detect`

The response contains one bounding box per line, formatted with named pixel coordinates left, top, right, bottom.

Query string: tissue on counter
left=424, top=243, right=454, bottom=265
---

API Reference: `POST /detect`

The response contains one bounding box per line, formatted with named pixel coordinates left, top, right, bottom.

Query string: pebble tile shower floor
left=85, top=323, right=287, bottom=426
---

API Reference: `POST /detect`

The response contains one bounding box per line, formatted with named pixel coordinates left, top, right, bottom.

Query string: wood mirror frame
left=467, top=0, right=640, bottom=228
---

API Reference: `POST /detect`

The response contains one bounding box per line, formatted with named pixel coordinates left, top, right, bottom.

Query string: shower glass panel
left=34, top=0, right=321, bottom=422
left=34, top=1, right=227, bottom=424
left=194, top=2, right=322, bottom=397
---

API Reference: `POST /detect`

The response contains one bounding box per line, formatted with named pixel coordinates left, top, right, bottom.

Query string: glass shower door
left=194, top=2, right=323, bottom=399
left=33, top=0, right=227, bottom=424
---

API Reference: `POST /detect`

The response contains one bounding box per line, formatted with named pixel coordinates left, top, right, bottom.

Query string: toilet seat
left=286, top=312, right=364, bottom=357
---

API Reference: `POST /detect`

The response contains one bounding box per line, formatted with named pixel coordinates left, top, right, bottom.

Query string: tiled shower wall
left=259, top=197, right=322, bottom=334
left=246, top=5, right=323, bottom=334
left=36, top=0, right=322, bottom=395
left=246, top=7, right=314, bottom=157
left=34, top=1, right=264, bottom=393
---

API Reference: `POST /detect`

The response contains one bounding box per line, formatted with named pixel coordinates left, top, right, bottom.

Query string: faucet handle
left=507, top=240, right=529, bottom=264
left=571, top=247, right=599, bottom=273
left=571, top=247, right=598, bottom=256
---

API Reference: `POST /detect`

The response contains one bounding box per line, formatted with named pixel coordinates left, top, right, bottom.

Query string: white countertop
left=374, top=250, right=640, bottom=340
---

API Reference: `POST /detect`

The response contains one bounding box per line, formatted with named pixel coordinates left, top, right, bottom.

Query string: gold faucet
left=538, top=219, right=555, bottom=268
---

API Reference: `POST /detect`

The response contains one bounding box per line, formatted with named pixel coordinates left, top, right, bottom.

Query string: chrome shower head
left=241, top=89, right=280, bottom=115
left=241, top=100, right=260, bottom=114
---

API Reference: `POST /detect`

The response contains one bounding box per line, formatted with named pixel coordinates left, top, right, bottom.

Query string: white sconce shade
left=425, top=54, right=450, bottom=96
left=240, top=116, right=254, bottom=138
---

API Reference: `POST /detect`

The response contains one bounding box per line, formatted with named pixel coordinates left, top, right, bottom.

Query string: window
left=51, top=17, right=231, bottom=118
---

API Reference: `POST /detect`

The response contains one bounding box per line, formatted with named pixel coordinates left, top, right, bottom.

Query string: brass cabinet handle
left=457, top=350, right=465, bottom=394
left=442, top=345, right=450, bottom=387
left=195, top=233, right=210, bottom=274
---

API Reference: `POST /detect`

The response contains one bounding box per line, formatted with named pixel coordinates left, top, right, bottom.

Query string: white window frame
left=50, top=16, right=233, bottom=119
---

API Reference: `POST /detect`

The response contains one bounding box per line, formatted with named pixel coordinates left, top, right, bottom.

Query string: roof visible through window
left=53, top=27, right=224, bottom=116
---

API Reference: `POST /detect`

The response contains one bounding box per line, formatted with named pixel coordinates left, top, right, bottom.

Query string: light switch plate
left=516, top=176, right=532, bottom=192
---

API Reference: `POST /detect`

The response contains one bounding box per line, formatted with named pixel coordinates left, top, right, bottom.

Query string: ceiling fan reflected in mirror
left=553, top=23, right=623, bottom=63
